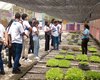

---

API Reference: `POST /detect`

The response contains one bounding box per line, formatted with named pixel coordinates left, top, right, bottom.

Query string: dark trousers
left=53, top=36, right=59, bottom=50
left=81, top=38, right=89, bottom=54
left=12, top=43, right=22, bottom=70
left=59, top=33, right=62, bottom=42
left=8, top=46, right=14, bottom=65
left=0, top=45, right=4, bottom=71
left=45, top=34, right=50, bottom=51
left=51, top=35, right=54, bottom=47
left=28, top=35, right=34, bottom=53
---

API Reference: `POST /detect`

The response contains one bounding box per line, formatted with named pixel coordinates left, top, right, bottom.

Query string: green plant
left=85, top=71, right=100, bottom=80
left=46, top=59, right=58, bottom=67
left=55, top=55, right=65, bottom=59
left=67, top=52, right=75, bottom=55
left=58, top=60, right=71, bottom=68
left=88, top=47, right=97, bottom=52
left=79, top=61, right=89, bottom=66
left=65, top=55, right=75, bottom=60
left=59, top=50, right=67, bottom=54
left=64, top=67, right=85, bottom=80
left=90, top=56, right=100, bottom=63
left=46, top=68, right=64, bottom=80
left=72, top=47, right=80, bottom=51
left=92, top=52, right=100, bottom=56
left=62, top=46, right=69, bottom=50
left=76, top=54, right=88, bottom=61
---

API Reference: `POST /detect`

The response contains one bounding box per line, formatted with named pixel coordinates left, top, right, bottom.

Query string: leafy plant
left=85, top=71, right=100, bottom=80
left=65, top=55, right=75, bottom=60
left=76, top=54, right=88, bottom=61
left=55, top=55, right=65, bottom=59
left=79, top=61, right=89, bottom=66
left=89, top=56, right=100, bottom=63
left=46, top=59, right=59, bottom=67
left=67, top=52, right=75, bottom=55
left=59, top=50, right=67, bottom=54
left=46, top=68, right=64, bottom=80
left=79, top=62, right=90, bottom=70
left=58, top=60, right=71, bottom=68
left=88, top=47, right=97, bottom=52
left=64, top=67, right=85, bottom=80
left=92, top=52, right=100, bottom=56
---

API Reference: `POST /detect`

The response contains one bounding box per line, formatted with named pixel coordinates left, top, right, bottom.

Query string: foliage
left=67, top=52, right=75, bottom=55
left=85, top=71, right=100, bottom=80
left=46, top=68, right=64, bottom=80
left=88, top=47, right=97, bottom=52
left=76, top=54, right=88, bottom=61
left=46, top=59, right=59, bottom=67
left=92, top=52, right=100, bottom=56
left=64, top=67, right=85, bottom=80
left=79, top=61, right=89, bottom=66
left=55, top=55, right=65, bottom=59
left=65, top=55, right=75, bottom=60
left=89, top=56, right=100, bottom=63
left=58, top=60, right=71, bottom=68
left=62, top=46, right=69, bottom=50
left=59, top=50, right=67, bottom=54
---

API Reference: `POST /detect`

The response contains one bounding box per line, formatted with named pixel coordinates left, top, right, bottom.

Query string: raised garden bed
left=76, top=54, right=88, bottom=61
left=89, top=56, right=100, bottom=63
left=64, top=67, right=85, bottom=80
left=78, top=61, right=90, bottom=70
left=58, top=60, right=71, bottom=68
left=55, top=55, right=65, bottom=59
left=59, top=50, right=67, bottom=54
left=65, top=55, right=75, bottom=60
left=46, top=68, right=64, bottom=80
left=46, top=59, right=58, bottom=67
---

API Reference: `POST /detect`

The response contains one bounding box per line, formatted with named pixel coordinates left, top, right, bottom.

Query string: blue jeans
left=0, top=45, right=4, bottom=71
left=53, top=36, right=59, bottom=50
left=12, top=43, right=22, bottom=70
left=33, top=36, right=39, bottom=57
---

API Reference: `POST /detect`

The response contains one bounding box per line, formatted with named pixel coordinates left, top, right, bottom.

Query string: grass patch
left=55, top=55, right=65, bottom=59
left=76, top=54, right=88, bottom=61
left=65, top=55, right=75, bottom=60
left=89, top=56, right=100, bottom=63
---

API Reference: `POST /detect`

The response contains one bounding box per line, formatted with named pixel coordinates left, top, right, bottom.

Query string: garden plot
left=21, top=33, right=100, bottom=80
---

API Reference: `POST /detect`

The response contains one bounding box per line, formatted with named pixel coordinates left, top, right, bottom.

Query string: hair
left=45, top=21, right=49, bottom=27
left=22, top=13, right=28, bottom=20
left=51, top=18, right=55, bottom=23
left=15, top=13, right=21, bottom=19
left=32, top=20, right=39, bottom=27
left=84, top=24, right=90, bottom=30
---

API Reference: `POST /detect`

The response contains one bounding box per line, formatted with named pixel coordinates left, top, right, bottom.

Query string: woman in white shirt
left=44, top=21, right=51, bottom=52
left=32, top=20, right=40, bottom=60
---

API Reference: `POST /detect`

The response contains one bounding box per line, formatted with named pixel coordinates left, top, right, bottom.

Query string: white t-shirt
left=0, top=24, right=5, bottom=40
left=52, top=25, right=59, bottom=37
left=8, top=21, right=24, bottom=44
left=57, top=24, right=62, bottom=31
left=44, top=25, right=50, bottom=32
left=23, top=20, right=31, bottom=36
left=32, top=27, right=38, bottom=36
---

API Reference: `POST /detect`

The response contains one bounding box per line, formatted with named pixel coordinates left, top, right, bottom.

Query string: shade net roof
left=1, top=0, right=100, bottom=22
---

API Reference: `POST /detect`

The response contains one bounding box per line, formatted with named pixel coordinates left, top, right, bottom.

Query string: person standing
left=32, top=20, right=40, bottom=60
left=81, top=24, right=90, bottom=54
left=52, top=21, right=59, bottom=50
left=0, top=23, right=8, bottom=75
left=6, top=19, right=15, bottom=68
left=50, top=19, right=55, bottom=49
left=21, top=13, right=32, bottom=62
left=44, top=21, right=51, bottom=52
left=8, top=13, right=25, bottom=74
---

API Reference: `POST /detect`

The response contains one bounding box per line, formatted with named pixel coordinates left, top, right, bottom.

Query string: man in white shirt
left=0, top=23, right=8, bottom=75
left=8, top=13, right=25, bottom=74
left=21, top=13, right=32, bottom=62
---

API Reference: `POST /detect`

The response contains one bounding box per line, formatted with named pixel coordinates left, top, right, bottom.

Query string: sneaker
left=12, top=69, right=22, bottom=74
left=34, top=57, right=40, bottom=61
left=0, top=71, right=5, bottom=75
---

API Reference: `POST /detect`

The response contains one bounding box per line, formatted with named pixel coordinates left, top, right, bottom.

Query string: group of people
left=0, top=13, right=62, bottom=75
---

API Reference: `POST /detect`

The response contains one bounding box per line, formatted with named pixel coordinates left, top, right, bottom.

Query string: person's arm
left=4, top=31, right=8, bottom=46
